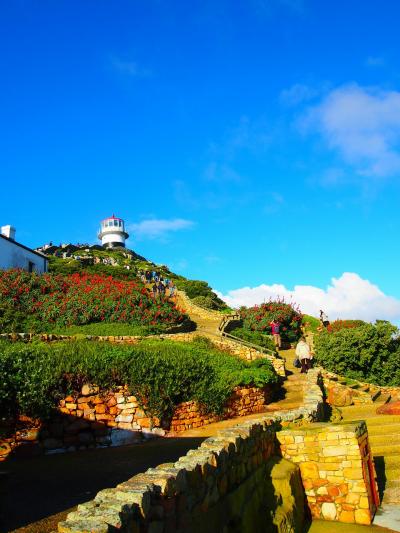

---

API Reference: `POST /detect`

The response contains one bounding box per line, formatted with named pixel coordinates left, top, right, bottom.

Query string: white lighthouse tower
left=98, top=215, right=129, bottom=249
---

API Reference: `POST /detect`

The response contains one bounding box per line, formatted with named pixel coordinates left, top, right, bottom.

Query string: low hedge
left=0, top=337, right=278, bottom=422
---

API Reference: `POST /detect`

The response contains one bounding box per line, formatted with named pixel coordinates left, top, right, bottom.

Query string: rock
left=78, top=431, right=94, bottom=444
left=81, top=384, right=99, bottom=396
left=110, top=429, right=142, bottom=446
left=321, top=502, right=337, bottom=521
left=16, top=428, right=41, bottom=441
left=376, top=400, right=400, bottom=414
left=327, top=385, right=353, bottom=407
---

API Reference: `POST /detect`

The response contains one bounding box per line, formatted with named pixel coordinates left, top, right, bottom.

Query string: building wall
left=0, top=237, right=47, bottom=273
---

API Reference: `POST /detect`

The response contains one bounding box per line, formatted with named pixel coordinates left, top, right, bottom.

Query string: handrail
left=220, top=331, right=278, bottom=358
left=217, top=313, right=279, bottom=358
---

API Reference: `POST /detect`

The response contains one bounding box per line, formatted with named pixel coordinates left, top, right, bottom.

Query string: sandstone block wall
left=170, top=386, right=273, bottom=432
left=0, top=383, right=276, bottom=461
left=277, top=421, right=379, bottom=525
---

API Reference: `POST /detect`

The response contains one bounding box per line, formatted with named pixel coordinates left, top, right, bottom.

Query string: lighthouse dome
left=98, top=215, right=129, bottom=249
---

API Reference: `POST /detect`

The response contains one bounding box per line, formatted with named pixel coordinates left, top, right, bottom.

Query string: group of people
left=269, top=317, right=318, bottom=374
left=137, top=270, right=176, bottom=299
left=151, top=279, right=176, bottom=298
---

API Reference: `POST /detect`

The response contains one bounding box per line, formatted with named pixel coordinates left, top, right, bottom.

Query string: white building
left=98, top=215, right=129, bottom=249
left=0, top=225, right=48, bottom=273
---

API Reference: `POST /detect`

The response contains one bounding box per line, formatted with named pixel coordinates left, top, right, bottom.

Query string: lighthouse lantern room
left=98, top=215, right=129, bottom=249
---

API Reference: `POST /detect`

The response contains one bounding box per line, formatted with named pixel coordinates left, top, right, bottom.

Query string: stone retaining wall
left=0, top=383, right=276, bottom=461
left=321, top=369, right=400, bottom=407
left=57, top=370, right=329, bottom=532
left=170, top=386, right=274, bottom=433
left=277, top=421, right=379, bottom=525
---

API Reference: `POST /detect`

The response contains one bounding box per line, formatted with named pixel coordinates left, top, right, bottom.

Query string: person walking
left=319, top=310, right=330, bottom=328
left=295, top=337, right=313, bottom=374
left=270, top=319, right=281, bottom=350
left=152, top=282, right=158, bottom=298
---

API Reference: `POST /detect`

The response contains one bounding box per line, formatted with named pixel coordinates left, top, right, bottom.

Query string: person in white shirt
left=295, top=337, right=313, bottom=374
left=319, top=310, right=330, bottom=328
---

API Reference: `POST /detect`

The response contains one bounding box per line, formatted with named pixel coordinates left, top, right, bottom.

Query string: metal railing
left=217, top=314, right=278, bottom=358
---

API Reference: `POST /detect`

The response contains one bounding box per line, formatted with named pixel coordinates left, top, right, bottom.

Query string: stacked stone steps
left=340, top=407, right=400, bottom=506
left=367, top=417, right=400, bottom=505
left=262, top=350, right=306, bottom=412
left=327, top=375, right=391, bottom=403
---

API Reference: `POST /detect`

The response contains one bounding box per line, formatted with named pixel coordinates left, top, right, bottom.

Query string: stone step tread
left=378, top=468, right=400, bottom=481
left=367, top=423, right=400, bottom=434
left=376, top=454, right=400, bottom=467
left=370, top=443, right=400, bottom=455
left=369, top=434, right=400, bottom=445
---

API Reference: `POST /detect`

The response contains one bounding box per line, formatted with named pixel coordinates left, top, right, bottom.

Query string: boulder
left=327, top=385, right=353, bottom=407
left=376, top=400, right=400, bottom=415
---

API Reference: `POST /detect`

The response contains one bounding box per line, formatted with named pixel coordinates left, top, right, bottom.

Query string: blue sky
left=2, top=0, right=400, bottom=320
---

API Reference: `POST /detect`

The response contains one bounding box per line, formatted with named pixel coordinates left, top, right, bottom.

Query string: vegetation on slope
left=0, top=337, right=278, bottom=421
left=0, top=269, right=188, bottom=333
left=238, top=299, right=303, bottom=343
left=47, top=247, right=229, bottom=311
left=314, top=321, right=400, bottom=386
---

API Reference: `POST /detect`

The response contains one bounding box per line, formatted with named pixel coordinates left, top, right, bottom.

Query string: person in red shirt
left=270, top=319, right=281, bottom=350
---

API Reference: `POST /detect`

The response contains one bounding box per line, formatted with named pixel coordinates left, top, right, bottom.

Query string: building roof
left=101, top=214, right=123, bottom=222
left=0, top=233, right=48, bottom=260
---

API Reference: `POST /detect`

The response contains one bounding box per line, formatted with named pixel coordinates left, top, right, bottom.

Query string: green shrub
left=175, top=279, right=228, bottom=311
left=191, top=295, right=221, bottom=310
left=314, top=321, right=400, bottom=386
left=0, top=338, right=278, bottom=421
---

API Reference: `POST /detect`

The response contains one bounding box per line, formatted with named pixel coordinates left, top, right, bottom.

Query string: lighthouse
left=98, top=215, right=129, bottom=249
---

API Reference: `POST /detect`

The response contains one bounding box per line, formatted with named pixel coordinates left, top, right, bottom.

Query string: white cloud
left=128, top=218, right=194, bottom=239
left=301, top=84, right=400, bottom=178
left=216, top=272, right=400, bottom=323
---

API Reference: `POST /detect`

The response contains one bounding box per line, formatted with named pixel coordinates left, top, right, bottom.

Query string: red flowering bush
left=327, top=319, right=366, bottom=333
left=0, top=269, right=187, bottom=331
left=239, top=298, right=302, bottom=342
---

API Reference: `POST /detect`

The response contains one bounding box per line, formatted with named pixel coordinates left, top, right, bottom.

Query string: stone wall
left=277, top=421, right=379, bottom=525
left=321, top=369, right=400, bottom=407
left=57, top=369, right=326, bottom=532
left=170, top=386, right=274, bottom=432
left=0, top=383, right=276, bottom=461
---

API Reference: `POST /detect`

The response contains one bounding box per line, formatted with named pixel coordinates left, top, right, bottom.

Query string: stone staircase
left=264, top=348, right=306, bottom=412
left=341, top=404, right=400, bottom=505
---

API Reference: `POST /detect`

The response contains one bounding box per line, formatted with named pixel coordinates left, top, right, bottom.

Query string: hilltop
left=42, top=244, right=229, bottom=312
